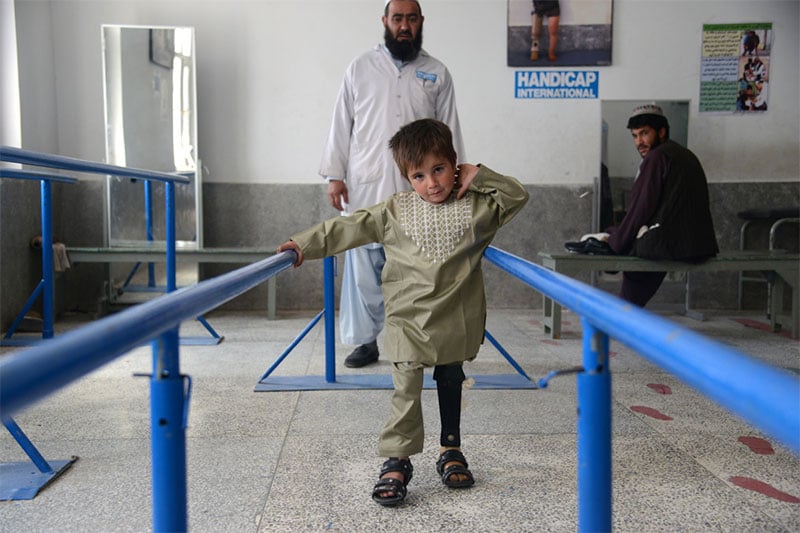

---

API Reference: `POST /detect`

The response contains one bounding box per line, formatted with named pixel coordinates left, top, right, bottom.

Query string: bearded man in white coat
left=319, top=0, right=465, bottom=367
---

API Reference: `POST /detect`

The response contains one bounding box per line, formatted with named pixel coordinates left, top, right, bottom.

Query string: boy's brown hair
left=388, top=118, right=457, bottom=179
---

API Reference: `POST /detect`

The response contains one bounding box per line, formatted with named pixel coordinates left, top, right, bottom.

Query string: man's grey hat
left=627, top=102, right=668, bottom=129
left=630, top=103, right=664, bottom=118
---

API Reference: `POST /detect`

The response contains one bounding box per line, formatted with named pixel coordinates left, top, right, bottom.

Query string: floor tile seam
left=252, top=390, right=303, bottom=533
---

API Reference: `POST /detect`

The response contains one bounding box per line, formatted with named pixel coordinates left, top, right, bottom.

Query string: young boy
left=277, top=119, right=529, bottom=506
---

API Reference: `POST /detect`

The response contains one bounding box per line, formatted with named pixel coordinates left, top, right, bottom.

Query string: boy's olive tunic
left=291, top=166, right=529, bottom=366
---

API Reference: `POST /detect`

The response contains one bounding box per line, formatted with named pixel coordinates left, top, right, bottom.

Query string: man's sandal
left=436, top=449, right=475, bottom=488
left=371, top=458, right=413, bottom=506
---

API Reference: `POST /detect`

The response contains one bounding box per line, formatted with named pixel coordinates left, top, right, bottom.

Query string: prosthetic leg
left=434, top=364, right=465, bottom=447
left=530, top=13, right=560, bottom=62
left=434, top=364, right=475, bottom=488
left=530, top=14, right=543, bottom=61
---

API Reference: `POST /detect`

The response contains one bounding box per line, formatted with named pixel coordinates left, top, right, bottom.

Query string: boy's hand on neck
left=455, top=164, right=479, bottom=199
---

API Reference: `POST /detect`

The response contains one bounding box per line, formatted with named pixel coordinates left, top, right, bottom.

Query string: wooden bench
left=67, top=245, right=279, bottom=318
left=537, top=250, right=799, bottom=338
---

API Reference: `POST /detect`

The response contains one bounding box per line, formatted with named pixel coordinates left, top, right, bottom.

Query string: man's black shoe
left=564, top=237, right=615, bottom=255
left=344, top=341, right=379, bottom=368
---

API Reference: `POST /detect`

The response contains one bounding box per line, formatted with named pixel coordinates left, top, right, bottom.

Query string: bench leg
left=771, top=273, right=799, bottom=338
left=543, top=295, right=562, bottom=339
left=683, top=272, right=706, bottom=321
left=793, top=280, right=799, bottom=339
left=267, top=277, right=276, bottom=320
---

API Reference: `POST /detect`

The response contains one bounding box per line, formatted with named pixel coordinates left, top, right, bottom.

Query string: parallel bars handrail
left=0, top=251, right=296, bottom=417
left=484, top=245, right=799, bottom=533
left=484, top=246, right=799, bottom=450
left=0, top=145, right=190, bottom=184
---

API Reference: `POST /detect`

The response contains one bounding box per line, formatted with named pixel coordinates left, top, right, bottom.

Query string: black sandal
left=372, top=457, right=413, bottom=506
left=436, top=449, right=475, bottom=488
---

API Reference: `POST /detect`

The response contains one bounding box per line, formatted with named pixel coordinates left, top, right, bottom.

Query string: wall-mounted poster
left=700, top=23, right=772, bottom=113
left=507, top=0, right=613, bottom=67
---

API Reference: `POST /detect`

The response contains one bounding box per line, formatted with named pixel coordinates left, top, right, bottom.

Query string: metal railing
left=0, top=250, right=297, bottom=531
left=484, top=246, right=800, bottom=532
left=0, top=146, right=190, bottom=344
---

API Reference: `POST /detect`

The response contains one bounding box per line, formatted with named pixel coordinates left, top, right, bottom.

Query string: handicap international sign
left=515, top=70, right=599, bottom=99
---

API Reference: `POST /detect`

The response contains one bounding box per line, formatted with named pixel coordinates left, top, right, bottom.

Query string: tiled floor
left=1, top=308, right=798, bottom=532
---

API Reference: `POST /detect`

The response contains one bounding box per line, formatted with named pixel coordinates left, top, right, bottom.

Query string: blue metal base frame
left=0, top=457, right=78, bottom=500
left=0, top=335, right=46, bottom=347
left=180, top=336, right=224, bottom=346
left=254, top=373, right=536, bottom=391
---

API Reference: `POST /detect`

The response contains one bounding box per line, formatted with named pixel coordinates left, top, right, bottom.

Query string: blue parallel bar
left=0, top=145, right=190, bottom=185
left=0, top=168, right=78, bottom=184
left=0, top=251, right=297, bottom=419
left=483, top=246, right=800, bottom=456
left=577, top=318, right=612, bottom=532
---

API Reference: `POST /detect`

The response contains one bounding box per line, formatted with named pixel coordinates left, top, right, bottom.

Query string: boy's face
left=406, top=153, right=456, bottom=204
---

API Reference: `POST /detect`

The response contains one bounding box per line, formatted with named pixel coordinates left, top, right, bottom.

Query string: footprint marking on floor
left=646, top=383, right=672, bottom=395
left=737, top=436, right=774, bottom=455
left=729, top=476, right=800, bottom=503
left=732, top=318, right=794, bottom=339
left=629, top=405, right=672, bottom=420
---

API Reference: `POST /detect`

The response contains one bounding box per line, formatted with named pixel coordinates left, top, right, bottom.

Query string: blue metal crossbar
left=0, top=146, right=190, bottom=184
left=484, top=245, right=800, bottom=532
left=0, top=169, right=77, bottom=345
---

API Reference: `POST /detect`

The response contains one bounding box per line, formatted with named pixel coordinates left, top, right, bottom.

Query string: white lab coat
left=319, top=44, right=465, bottom=212
left=318, top=44, right=465, bottom=345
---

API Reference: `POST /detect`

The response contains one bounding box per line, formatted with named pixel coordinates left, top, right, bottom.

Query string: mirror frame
left=101, top=24, right=202, bottom=249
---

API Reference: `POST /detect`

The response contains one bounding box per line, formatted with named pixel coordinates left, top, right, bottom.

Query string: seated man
left=570, top=103, right=719, bottom=306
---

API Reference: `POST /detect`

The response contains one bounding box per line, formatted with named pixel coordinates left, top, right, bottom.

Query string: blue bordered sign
left=515, top=70, right=599, bottom=99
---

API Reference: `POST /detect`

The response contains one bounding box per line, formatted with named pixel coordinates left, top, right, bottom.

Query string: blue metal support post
left=324, top=256, right=336, bottom=383
left=150, top=181, right=187, bottom=531
left=145, top=180, right=156, bottom=287
left=165, top=182, right=176, bottom=293
left=40, top=179, right=54, bottom=339
left=577, top=318, right=612, bottom=532
left=149, top=328, right=188, bottom=532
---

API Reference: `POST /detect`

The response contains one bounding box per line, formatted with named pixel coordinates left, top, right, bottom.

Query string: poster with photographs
left=507, top=0, right=613, bottom=67
left=700, top=23, right=772, bottom=113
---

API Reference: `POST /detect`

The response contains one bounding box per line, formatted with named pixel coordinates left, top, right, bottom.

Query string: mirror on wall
left=599, top=100, right=689, bottom=229
left=101, top=24, right=201, bottom=248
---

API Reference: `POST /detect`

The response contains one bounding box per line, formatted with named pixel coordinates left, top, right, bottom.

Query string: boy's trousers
left=378, top=361, right=465, bottom=457
left=379, top=362, right=426, bottom=457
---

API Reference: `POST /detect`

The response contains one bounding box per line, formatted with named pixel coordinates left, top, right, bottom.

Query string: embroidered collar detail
left=398, top=191, right=472, bottom=263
